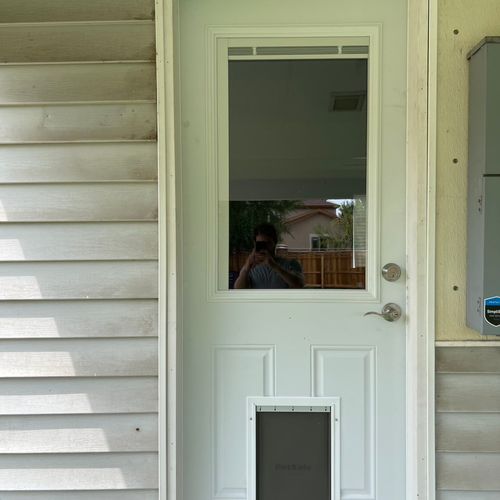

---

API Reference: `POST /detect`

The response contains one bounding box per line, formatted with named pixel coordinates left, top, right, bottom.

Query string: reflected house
left=278, top=200, right=365, bottom=289
left=281, top=199, right=340, bottom=251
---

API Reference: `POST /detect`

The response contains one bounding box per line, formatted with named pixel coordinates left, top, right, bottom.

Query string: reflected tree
left=229, top=200, right=300, bottom=251
left=313, top=200, right=364, bottom=250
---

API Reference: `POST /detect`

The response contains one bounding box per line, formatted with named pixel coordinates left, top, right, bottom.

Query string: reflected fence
left=230, top=250, right=366, bottom=289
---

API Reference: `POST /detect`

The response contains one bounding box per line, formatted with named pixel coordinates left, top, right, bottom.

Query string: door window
left=214, top=36, right=380, bottom=297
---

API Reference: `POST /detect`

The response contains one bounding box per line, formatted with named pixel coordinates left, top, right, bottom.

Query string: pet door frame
left=247, top=396, right=341, bottom=500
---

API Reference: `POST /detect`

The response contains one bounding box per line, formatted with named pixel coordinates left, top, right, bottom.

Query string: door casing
left=155, top=0, right=438, bottom=498
left=210, top=26, right=380, bottom=303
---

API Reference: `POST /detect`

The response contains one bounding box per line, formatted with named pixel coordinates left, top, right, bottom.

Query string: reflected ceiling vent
left=329, top=91, right=366, bottom=112
left=255, top=46, right=339, bottom=56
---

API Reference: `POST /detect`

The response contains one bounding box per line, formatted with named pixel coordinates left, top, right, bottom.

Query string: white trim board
left=156, top=0, right=181, bottom=499
left=436, top=341, right=500, bottom=347
left=405, top=0, right=437, bottom=499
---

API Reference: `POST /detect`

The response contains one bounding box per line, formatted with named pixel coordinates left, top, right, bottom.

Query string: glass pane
left=257, top=412, right=331, bottom=500
left=228, top=58, right=368, bottom=290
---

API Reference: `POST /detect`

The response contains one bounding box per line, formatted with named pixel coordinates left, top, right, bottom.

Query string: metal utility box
left=467, top=38, right=500, bottom=335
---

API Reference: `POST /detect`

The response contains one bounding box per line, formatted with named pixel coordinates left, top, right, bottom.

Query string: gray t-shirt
left=247, top=257, right=303, bottom=289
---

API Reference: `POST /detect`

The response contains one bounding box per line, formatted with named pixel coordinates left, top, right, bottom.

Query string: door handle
left=364, top=303, right=402, bottom=322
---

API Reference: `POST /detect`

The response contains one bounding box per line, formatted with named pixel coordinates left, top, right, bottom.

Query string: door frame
left=156, top=0, right=438, bottom=499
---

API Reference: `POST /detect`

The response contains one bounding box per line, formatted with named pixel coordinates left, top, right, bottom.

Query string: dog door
left=248, top=398, right=340, bottom=500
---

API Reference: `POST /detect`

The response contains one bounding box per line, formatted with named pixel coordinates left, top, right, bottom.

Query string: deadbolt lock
left=382, top=263, right=402, bottom=282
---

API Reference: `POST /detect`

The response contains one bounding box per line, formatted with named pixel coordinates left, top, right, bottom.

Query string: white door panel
left=180, top=1, right=407, bottom=499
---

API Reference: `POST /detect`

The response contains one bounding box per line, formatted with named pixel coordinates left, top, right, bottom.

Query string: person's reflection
left=234, top=223, right=304, bottom=289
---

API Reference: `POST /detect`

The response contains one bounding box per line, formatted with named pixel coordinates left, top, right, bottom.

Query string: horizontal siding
left=0, top=453, right=158, bottom=490
left=436, top=413, right=500, bottom=452
left=0, top=2, right=159, bottom=495
left=0, top=377, right=157, bottom=414
left=436, top=373, right=500, bottom=412
left=437, top=493, right=500, bottom=500
left=0, top=262, right=157, bottom=300
left=436, top=347, right=500, bottom=496
left=0, top=338, right=157, bottom=377
left=0, top=184, right=157, bottom=222
left=0, top=223, right=158, bottom=261
left=0, top=414, right=157, bottom=453
left=0, top=63, right=156, bottom=104
left=0, top=493, right=157, bottom=500
left=0, top=0, right=155, bottom=22
left=0, top=492, right=158, bottom=500
left=436, top=346, right=500, bottom=373
left=0, top=300, right=157, bottom=339
left=0, top=23, right=155, bottom=63
left=0, top=104, right=156, bottom=143
left=437, top=452, right=500, bottom=491
left=0, top=142, right=157, bottom=183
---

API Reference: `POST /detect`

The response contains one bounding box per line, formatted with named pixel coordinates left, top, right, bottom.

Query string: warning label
left=484, top=296, right=500, bottom=327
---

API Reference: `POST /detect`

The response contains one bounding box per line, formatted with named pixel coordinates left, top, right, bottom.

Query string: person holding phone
left=234, top=223, right=304, bottom=289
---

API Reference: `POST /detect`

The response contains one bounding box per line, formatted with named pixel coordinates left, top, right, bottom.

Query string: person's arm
left=267, top=257, right=304, bottom=288
left=234, top=252, right=256, bottom=289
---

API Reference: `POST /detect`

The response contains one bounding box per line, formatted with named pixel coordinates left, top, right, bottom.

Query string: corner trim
left=406, top=0, right=436, bottom=498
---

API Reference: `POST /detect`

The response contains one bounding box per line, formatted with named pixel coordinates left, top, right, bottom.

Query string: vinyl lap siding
left=436, top=347, right=500, bottom=500
left=0, top=1, right=158, bottom=497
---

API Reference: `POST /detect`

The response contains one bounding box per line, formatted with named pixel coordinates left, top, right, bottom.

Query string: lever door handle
left=364, top=303, right=402, bottom=322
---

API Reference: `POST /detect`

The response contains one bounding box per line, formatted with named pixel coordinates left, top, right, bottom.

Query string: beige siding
left=0, top=23, right=155, bottom=63
left=0, top=300, right=157, bottom=338
left=436, top=347, right=500, bottom=497
left=0, top=143, right=157, bottom=183
left=0, top=0, right=155, bottom=23
left=0, top=184, right=158, bottom=221
left=0, top=1, right=158, bottom=497
left=0, top=223, right=158, bottom=261
left=437, top=493, right=500, bottom=500
left=0, top=454, right=158, bottom=490
left=0, top=378, right=158, bottom=414
left=0, top=414, right=158, bottom=453
left=0, top=104, right=156, bottom=142
left=0, top=63, right=156, bottom=104
left=0, top=493, right=158, bottom=500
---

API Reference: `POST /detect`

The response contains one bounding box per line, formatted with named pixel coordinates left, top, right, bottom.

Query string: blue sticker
left=484, top=296, right=500, bottom=327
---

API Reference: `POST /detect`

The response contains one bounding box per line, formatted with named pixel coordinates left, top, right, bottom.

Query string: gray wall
left=0, top=1, right=159, bottom=497
left=436, top=346, right=500, bottom=499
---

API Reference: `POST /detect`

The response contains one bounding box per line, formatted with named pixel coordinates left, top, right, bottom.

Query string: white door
left=179, top=2, right=408, bottom=499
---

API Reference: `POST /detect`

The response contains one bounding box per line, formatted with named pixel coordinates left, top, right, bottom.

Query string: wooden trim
left=436, top=341, right=500, bottom=347
left=156, top=0, right=180, bottom=498
left=406, top=0, right=436, bottom=498
left=428, top=0, right=438, bottom=497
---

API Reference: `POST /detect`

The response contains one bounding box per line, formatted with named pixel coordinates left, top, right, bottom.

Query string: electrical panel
left=467, top=37, right=500, bottom=334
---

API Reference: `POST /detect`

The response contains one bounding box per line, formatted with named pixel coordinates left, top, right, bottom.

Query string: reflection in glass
left=228, top=58, right=367, bottom=289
